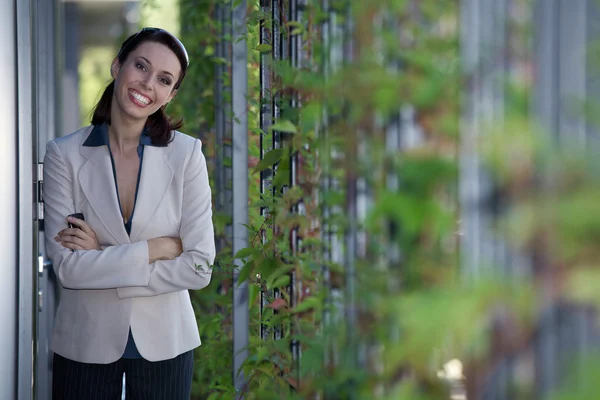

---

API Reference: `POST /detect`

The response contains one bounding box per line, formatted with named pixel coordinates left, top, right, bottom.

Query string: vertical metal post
left=344, top=176, right=358, bottom=371
left=341, top=2, right=359, bottom=371
left=60, top=2, right=80, bottom=135
left=459, top=0, right=513, bottom=277
left=586, top=0, right=600, bottom=150
left=533, top=0, right=559, bottom=142
left=216, top=1, right=233, bottom=254
left=16, top=0, right=35, bottom=398
left=532, top=1, right=560, bottom=398
left=232, top=0, right=249, bottom=397
left=319, top=0, right=333, bottom=376
left=258, top=0, right=301, bottom=380
left=532, top=1, right=595, bottom=397
left=259, top=0, right=273, bottom=340
left=271, top=0, right=284, bottom=342
left=557, top=0, right=587, bottom=148
left=384, top=14, right=404, bottom=299
left=288, top=0, right=305, bottom=377
left=215, top=2, right=225, bottom=222
left=34, top=0, right=61, bottom=398
left=42, top=2, right=66, bottom=398
left=460, top=0, right=520, bottom=397
left=460, top=0, right=484, bottom=279
left=532, top=5, right=559, bottom=396
left=320, top=0, right=345, bottom=372
left=0, top=0, right=19, bottom=398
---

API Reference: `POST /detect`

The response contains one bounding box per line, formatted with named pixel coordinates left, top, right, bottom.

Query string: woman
left=43, top=28, right=215, bottom=399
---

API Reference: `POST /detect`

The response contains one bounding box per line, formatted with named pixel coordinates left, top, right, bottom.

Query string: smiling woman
left=111, top=43, right=180, bottom=125
left=43, top=28, right=215, bottom=400
left=91, top=28, right=189, bottom=147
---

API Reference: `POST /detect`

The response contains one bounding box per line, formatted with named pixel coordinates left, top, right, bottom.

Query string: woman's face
left=111, top=41, right=181, bottom=122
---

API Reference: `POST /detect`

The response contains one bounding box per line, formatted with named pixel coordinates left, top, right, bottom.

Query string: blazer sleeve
left=116, top=139, right=216, bottom=299
left=44, top=140, right=152, bottom=290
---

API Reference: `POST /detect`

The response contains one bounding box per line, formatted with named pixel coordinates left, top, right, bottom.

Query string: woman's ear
left=110, top=58, right=121, bottom=80
left=165, top=89, right=178, bottom=105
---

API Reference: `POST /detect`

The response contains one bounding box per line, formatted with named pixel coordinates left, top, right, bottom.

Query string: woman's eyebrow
left=136, top=56, right=175, bottom=78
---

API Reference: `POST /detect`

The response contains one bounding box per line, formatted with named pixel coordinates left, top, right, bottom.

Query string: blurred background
left=1, top=0, right=600, bottom=399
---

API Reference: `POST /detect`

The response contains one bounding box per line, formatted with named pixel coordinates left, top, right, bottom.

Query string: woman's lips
left=128, top=89, right=152, bottom=108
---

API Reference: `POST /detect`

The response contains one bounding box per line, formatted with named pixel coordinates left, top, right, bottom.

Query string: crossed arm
left=55, top=217, right=183, bottom=264
left=44, top=138, right=216, bottom=297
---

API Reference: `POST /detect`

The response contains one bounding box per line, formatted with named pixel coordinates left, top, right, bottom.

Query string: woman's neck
left=109, top=105, right=146, bottom=156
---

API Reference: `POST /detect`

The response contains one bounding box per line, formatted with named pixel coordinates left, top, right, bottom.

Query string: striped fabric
left=52, top=351, right=194, bottom=399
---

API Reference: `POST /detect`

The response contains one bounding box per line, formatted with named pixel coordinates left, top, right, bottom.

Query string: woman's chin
left=122, top=106, right=153, bottom=121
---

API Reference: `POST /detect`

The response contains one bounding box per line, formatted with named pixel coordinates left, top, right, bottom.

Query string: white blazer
left=43, top=125, right=216, bottom=364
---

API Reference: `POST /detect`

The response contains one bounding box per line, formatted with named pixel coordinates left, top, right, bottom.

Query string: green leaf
left=252, top=148, right=285, bottom=173
left=256, top=257, right=279, bottom=280
left=272, top=167, right=290, bottom=188
left=269, top=120, right=298, bottom=134
left=236, top=261, right=253, bottom=286
left=266, top=263, right=294, bottom=289
left=249, top=283, right=260, bottom=306
left=268, top=274, right=290, bottom=290
left=272, top=153, right=291, bottom=187
left=255, top=44, right=273, bottom=52
left=293, top=296, right=321, bottom=313
left=233, top=247, right=255, bottom=259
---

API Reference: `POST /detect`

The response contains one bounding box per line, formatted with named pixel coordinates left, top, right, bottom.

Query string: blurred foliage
left=139, top=0, right=180, bottom=35
left=78, top=46, right=114, bottom=125
left=549, top=355, right=600, bottom=400
left=142, top=0, right=600, bottom=399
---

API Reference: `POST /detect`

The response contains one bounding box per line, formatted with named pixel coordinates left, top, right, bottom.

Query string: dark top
left=83, top=122, right=165, bottom=359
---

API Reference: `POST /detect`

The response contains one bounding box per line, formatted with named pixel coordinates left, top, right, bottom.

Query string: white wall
left=0, top=0, right=18, bottom=397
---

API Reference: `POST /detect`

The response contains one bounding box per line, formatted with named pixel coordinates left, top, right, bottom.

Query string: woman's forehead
left=129, top=41, right=181, bottom=75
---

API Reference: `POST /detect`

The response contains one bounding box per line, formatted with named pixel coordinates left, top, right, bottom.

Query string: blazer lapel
left=129, top=146, right=174, bottom=242
left=78, top=145, right=131, bottom=244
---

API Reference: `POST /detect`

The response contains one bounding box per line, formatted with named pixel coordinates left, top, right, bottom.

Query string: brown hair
left=91, top=28, right=189, bottom=146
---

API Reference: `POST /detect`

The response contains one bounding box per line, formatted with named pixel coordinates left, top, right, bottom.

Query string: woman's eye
left=136, top=63, right=147, bottom=71
left=160, top=78, right=171, bottom=85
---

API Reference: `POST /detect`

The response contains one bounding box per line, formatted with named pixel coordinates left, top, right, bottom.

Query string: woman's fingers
left=58, top=233, right=86, bottom=247
left=60, top=241, right=85, bottom=251
left=66, top=216, right=95, bottom=238
left=55, top=228, right=99, bottom=250
left=56, top=227, right=89, bottom=241
left=57, top=217, right=101, bottom=251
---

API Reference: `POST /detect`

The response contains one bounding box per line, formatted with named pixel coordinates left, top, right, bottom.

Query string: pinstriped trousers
left=52, top=350, right=194, bottom=400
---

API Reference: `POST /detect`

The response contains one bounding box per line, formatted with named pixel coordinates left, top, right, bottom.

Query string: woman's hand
left=148, top=237, right=183, bottom=263
left=55, top=216, right=101, bottom=251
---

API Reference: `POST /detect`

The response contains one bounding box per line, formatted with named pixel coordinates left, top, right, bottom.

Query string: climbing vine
left=137, top=0, right=600, bottom=399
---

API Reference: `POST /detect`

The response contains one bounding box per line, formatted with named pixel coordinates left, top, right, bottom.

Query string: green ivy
left=137, top=0, right=600, bottom=398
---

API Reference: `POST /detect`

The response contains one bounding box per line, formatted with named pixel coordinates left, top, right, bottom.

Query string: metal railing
left=201, top=0, right=600, bottom=398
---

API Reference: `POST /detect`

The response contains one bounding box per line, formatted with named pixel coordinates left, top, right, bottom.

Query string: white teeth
left=130, top=91, right=150, bottom=105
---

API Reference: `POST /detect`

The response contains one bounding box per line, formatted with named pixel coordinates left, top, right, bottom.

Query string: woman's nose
left=140, top=75, right=153, bottom=90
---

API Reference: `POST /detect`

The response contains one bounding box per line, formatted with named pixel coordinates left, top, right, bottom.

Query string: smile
left=128, top=89, right=152, bottom=106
